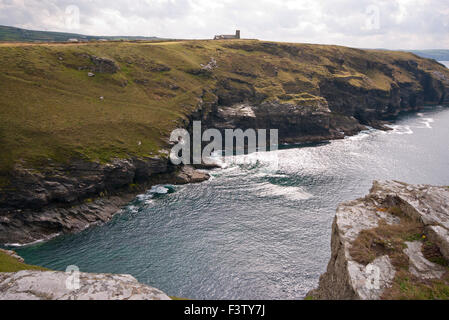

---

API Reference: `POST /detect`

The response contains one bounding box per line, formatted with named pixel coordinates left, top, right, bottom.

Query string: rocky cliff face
left=197, top=52, right=449, bottom=143
left=309, top=181, right=449, bottom=300
left=0, top=157, right=210, bottom=244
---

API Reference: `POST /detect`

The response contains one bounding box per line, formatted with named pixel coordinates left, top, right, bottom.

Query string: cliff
left=1, top=40, right=449, bottom=244
left=308, top=181, right=449, bottom=300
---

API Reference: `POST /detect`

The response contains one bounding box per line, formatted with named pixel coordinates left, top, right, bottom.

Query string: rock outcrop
left=207, top=99, right=366, bottom=144
left=0, top=270, right=171, bottom=300
left=309, top=181, right=449, bottom=300
left=90, top=56, right=120, bottom=74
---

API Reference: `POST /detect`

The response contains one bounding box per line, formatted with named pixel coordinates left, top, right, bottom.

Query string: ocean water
left=11, top=105, right=449, bottom=300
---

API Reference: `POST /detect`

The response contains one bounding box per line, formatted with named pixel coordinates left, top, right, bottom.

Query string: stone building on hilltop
left=214, top=30, right=240, bottom=40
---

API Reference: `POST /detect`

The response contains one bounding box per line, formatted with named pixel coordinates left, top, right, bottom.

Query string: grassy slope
left=0, top=251, right=48, bottom=272
left=0, top=40, right=447, bottom=183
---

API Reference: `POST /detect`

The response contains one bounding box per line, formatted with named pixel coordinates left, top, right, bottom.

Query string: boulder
left=90, top=56, right=120, bottom=74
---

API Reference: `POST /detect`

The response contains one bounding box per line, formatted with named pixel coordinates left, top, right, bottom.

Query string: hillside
left=0, top=25, right=164, bottom=42
left=1, top=39, right=449, bottom=244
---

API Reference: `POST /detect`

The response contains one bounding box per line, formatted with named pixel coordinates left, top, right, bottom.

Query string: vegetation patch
left=349, top=216, right=423, bottom=268
left=0, top=251, right=48, bottom=273
left=349, top=206, right=449, bottom=299
left=382, top=270, right=449, bottom=300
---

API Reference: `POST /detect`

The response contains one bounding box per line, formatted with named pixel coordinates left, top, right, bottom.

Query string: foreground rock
left=0, top=270, right=171, bottom=300
left=309, top=181, right=449, bottom=300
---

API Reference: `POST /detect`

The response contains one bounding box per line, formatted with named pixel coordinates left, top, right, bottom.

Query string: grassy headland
left=0, top=39, right=448, bottom=185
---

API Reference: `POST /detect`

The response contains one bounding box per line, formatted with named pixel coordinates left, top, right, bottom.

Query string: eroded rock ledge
left=308, top=181, right=449, bottom=300
left=0, top=270, right=171, bottom=300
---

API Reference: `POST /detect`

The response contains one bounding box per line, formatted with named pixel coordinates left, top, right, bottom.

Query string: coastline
left=2, top=105, right=446, bottom=248
left=0, top=165, right=213, bottom=246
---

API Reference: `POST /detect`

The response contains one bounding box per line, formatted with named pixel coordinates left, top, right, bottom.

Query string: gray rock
left=0, top=270, right=171, bottom=300
left=172, top=166, right=210, bottom=184
left=369, top=180, right=449, bottom=230
left=404, top=241, right=446, bottom=280
left=200, top=57, right=218, bottom=72
left=90, top=56, right=120, bottom=74
left=309, top=181, right=449, bottom=300
left=347, top=255, right=396, bottom=300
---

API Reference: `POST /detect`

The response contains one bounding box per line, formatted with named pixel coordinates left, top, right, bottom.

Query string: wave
left=250, top=182, right=313, bottom=201
left=418, top=117, right=434, bottom=129
left=5, top=233, right=61, bottom=248
left=386, top=124, right=414, bottom=135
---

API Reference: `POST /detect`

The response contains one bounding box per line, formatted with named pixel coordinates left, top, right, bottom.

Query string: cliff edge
left=0, top=249, right=171, bottom=300
left=308, top=181, right=449, bottom=300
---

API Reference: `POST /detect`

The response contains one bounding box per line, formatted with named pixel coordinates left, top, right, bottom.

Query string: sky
left=0, top=0, right=448, bottom=49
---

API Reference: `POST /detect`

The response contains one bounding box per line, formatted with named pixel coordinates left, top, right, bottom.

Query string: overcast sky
left=0, top=0, right=448, bottom=49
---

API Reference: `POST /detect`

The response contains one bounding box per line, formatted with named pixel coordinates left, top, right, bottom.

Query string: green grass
left=0, top=251, right=48, bottom=272
left=385, top=270, right=449, bottom=300
left=0, top=39, right=448, bottom=184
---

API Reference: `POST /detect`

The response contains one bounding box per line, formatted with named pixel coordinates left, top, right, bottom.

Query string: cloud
left=0, top=0, right=448, bottom=49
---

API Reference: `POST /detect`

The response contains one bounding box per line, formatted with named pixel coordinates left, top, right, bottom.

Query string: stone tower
left=236, top=30, right=241, bottom=39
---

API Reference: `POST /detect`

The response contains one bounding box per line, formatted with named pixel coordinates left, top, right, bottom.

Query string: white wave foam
left=136, top=194, right=150, bottom=201
left=418, top=117, right=434, bottom=129
left=149, top=185, right=169, bottom=194
left=5, top=233, right=62, bottom=247
left=346, top=132, right=370, bottom=141
left=251, top=182, right=313, bottom=201
left=386, top=124, right=414, bottom=135
left=126, top=205, right=139, bottom=213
